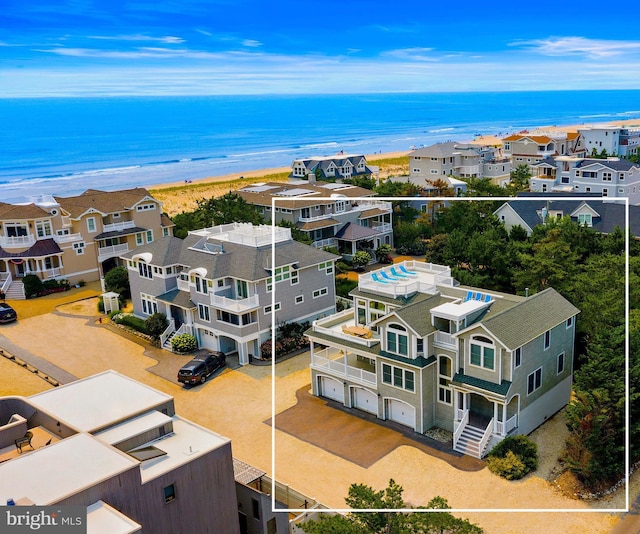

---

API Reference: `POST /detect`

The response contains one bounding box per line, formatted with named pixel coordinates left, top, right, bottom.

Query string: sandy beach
left=149, top=118, right=640, bottom=216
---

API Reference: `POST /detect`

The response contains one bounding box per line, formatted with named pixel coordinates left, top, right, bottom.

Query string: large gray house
left=306, top=261, right=579, bottom=458
left=122, top=223, right=338, bottom=365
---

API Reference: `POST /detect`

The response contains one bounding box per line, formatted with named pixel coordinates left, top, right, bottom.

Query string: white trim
left=527, top=366, right=543, bottom=396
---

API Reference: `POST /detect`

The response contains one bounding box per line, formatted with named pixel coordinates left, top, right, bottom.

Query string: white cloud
left=89, top=34, right=185, bottom=44
left=381, top=47, right=438, bottom=61
left=511, top=36, right=640, bottom=59
left=241, top=39, right=262, bottom=48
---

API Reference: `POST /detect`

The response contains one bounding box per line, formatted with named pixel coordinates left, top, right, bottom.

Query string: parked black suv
left=0, top=303, right=17, bottom=324
left=177, top=351, right=226, bottom=385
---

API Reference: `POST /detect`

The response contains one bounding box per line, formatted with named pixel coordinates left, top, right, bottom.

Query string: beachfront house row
left=494, top=195, right=640, bottom=237
left=502, top=131, right=585, bottom=171
left=0, top=188, right=173, bottom=299
left=306, top=261, right=579, bottom=458
left=529, top=157, right=640, bottom=203
left=237, top=181, right=393, bottom=260
left=290, top=154, right=376, bottom=181
left=408, top=142, right=512, bottom=187
left=121, top=223, right=338, bottom=365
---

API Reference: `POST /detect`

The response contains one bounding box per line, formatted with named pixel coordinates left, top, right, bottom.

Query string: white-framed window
left=138, top=261, right=153, bottom=279
left=318, top=261, right=333, bottom=275
left=266, top=278, right=273, bottom=293
left=87, top=217, right=96, bottom=233
left=603, top=172, right=612, bottom=181
left=141, top=293, right=158, bottom=315
left=35, top=220, right=53, bottom=238
left=198, top=303, right=210, bottom=322
left=136, top=203, right=156, bottom=211
left=620, top=173, right=625, bottom=181
left=73, top=241, right=85, bottom=255
left=146, top=230, right=153, bottom=243
left=290, top=270, right=299, bottom=285
left=263, top=302, right=281, bottom=314
left=527, top=367, right=542, bottom=395
left=386, top=323, right=408, bottom=356
left=438, top=355, right=452, bottom=404
left=274, top=265, right=291, bottom=283
left=577, top=213, right=592, bottom=227
left=113, top=212, right=120, bottom=218
left=566, top=316, right=573, bottom=329
left=192, top=275, right=209, bottom=295
left=162, top=227, right=170, bottom=237
left=136, top=233, right=144, bottom=245
left=334, top=200, right=345, bottom=213
left=544, top=330, right=550, bottom=350
left=430, top=169, right=438, bottom=174
left=470, top=335, right=495, bottom=370
left=557, top=352, right=565, bottom=375
left=312, top=287, right=328, bottom=299
left=295, top=295, right=304, bottom=305
left=602, top=188, right=608, bottom=197
left=413, top=168, right=421, bottom=173
left=513, top=347, right=521, bottom=369
left=381, top=362, right=414, bottom=392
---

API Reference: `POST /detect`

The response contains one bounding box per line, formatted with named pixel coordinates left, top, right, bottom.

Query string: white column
left=310, top=342, right=315, bottom=366
left=453, top=389, right=459, bottom=419
left=493, top=402, right=498, bottom=434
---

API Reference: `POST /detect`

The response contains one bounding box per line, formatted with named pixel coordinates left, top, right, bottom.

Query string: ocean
left=1, top=90, right=639, bottom=203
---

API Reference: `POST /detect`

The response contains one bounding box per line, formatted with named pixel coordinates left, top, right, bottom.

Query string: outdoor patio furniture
left=371, top=273, right=389, bottom=284
left=398, top=264, right=417, bottom=276
left=379, top=271, right=399, bottom=282
left=484, top=294, right=491, bottom=303
left=389, top=267, right=408, bottom=279
left=463, top=290, right=473, bottom=302
left=15, top=431, right=33, bottom=453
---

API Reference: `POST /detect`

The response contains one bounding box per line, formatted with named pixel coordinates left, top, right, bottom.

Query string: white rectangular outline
left=271, top=195, right=629, bottom=514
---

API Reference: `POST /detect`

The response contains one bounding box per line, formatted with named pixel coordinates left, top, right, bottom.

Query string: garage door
left=386, top=399, right=415, bottom=429
left=198, top=329, right=217, bottom=350
left=319, top=376, right=345, bottom=403
left=352, top=387, right=377, bottom=414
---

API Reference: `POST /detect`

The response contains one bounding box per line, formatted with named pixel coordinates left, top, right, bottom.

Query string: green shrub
left=171, top=333, right=198, bottom=353
left=335, top=261, right=351, bottom=274
left=104, top=266, right=131, bottom=299
left=336, top=278, right=357, bottom=298
left=98, top=298, right=105, bottom=313
left=111, top=313, right=149, bottom=334
left=487, top=435, right=538, bottom=480
left=487, top=450, right=529, bottom=480
left=145, top=313, right=169, bottom=341
left=23, top=274, right=44, bottom=298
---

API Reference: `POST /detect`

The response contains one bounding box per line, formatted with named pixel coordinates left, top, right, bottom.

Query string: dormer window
left=386, top=323, right=408, bottom=356
left=193, top=274, right=208, bottom=294
left=469, top=335, right=494, bottom=370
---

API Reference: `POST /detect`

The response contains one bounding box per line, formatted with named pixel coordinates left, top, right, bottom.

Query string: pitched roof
left=161, top=213, right=175, bottom=227
left=0, top=238, right=62, bottom=259
left=452, top=372, right=511, bottom=396
left=155, top=288, right=196, bottom=309
left=478, top=288, right=579, bottom=351
left=94, top=226, right=148, bottom=240
left=296, top=218, right=341, bottom=231
left=502, top=134, right=553, bottom=143
left=0, top=202, right=50, bottom=221
left=122, top=233, right=339, bottom=282
left=56, top=188, right=157, bottom=218
left=334, top=222, right=381, bottom=241
left=575, top=159, right=637, bottom=171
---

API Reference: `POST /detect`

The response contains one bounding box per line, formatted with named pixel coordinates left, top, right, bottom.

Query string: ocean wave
left=429, top=127, right=455, bottom=133
left=298, top=142, right=339, bottom=150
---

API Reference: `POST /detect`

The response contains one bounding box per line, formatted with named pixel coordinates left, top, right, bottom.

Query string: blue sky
left=2, top=0, right=640, bottom=96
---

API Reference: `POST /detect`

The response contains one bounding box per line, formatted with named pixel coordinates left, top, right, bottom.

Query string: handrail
left=453, top=409, right=469, bottom=446
left=478, top=418, right=494, bottom=458
left=160, top=319, right=176, bottom=347
left=0, top=272, right=13, bottom=294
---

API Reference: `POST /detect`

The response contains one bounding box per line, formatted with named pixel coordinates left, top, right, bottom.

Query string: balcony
left=25, top=268, right=61, bottom=280
left=53, top=233, right=82, bottom=244
left=433, top=331, right=457, bottom=349
left=311, top=309, right=381, bottom=348
left=456, top=164, right=481, bottom=176
left=102, top=220, right=136, bottom=233
left=98, top=243, right=129, bottom=261
left=298, top=213, right=333, bottom=223
left=177, top=277, right=190, bottom=292
left=0, top=235, right=35, bottom=249
left=312, top=237, right=337, bottom=249
left=210, top=293, right=259, bottom=313
left=311, top=347, right=377, bottom=386
left=370, top=222, right=392, bottom=233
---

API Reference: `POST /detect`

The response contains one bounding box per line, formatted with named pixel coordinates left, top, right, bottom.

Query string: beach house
left=121, top=223, right=338, bottom=365
left=306, top=261, right=579, bottom=458
left=0, top=188, right=173, bottom=299
left=408, top=142, right=511, bottom=187
left=237, top=181, right=393, bottom=260
left=290, top=154, right=375, bottom=181
left=501, top=131, right=586, bottom=171
left=579, top=125, right=640, bottom=158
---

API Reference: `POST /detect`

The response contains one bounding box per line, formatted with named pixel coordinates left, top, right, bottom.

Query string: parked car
left=0, top=303, right=17, bottom=324
left=177, top=351, right=226, bottom=385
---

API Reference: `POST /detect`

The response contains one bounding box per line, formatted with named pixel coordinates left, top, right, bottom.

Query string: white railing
left=370, top=222, right=392, bottom=233
left=160, top=319, right=176, bottom=347
left=478, top=418, right=494, bottom=458
left=0, top=272, right=12, bottom=294
left=25, top=268, right=61, bottom=280
left=434, top=331, right=456, bottom=349
left=54, top=233, right=82, bottom=244
left=210, top=293, right=259, bottom=313
left=312, top=237, right=337, bottom=249
left=0, top=235, right=35, bottom=248
left=312, top=323, right=380, bottom=347
left=102, top=220, right=136, bottom=232
left=177, top=277, right=190, bottom=291
left=456, top=165, right=481, bottom=175
left=350, top=200, right=393, bottom=213
left=98, top=243, right=129, bottom=260
left=358, top=279, right=437, bottom=298
left=505, top=414, right=518, bottom=434
left=453, top=409, right=469, bottom=446
left=455, top=408, right=466, bottom=421
left=311, top=355, right=377, bottom=386
left=298, top=213, right=332, bottom=223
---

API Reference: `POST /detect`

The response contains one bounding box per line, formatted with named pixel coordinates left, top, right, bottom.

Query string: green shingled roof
left=379, top=350, right=436, bottom=368
left=479, top=288, right=579, bottom=351
left=452, top=372, right=512, bottom=396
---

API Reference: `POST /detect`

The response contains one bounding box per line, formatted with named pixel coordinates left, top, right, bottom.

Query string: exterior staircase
left=4, top=281, right=25, bottom=300
left=453, top=421, right=493, bottom=458
left=162, top=330, right=178, bottom=351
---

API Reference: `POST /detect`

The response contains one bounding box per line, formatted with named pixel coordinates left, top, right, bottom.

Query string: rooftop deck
left=358, top=260, right=456, bottom=298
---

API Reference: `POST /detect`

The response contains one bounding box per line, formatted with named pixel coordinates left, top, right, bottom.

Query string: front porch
left=452, top=391, right=519, bottom=458
left=310, top=345, right=377, bottom=387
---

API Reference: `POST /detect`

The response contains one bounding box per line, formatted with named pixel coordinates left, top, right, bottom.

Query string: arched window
left=470, top=335, right=495, bottom=370
left=438, top=356, right=452, bottom=404
left=386, top=323, right=408, bottom=356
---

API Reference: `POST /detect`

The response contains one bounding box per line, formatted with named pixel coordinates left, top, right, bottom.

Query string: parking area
left=0, top=299, right=627, bottom=534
